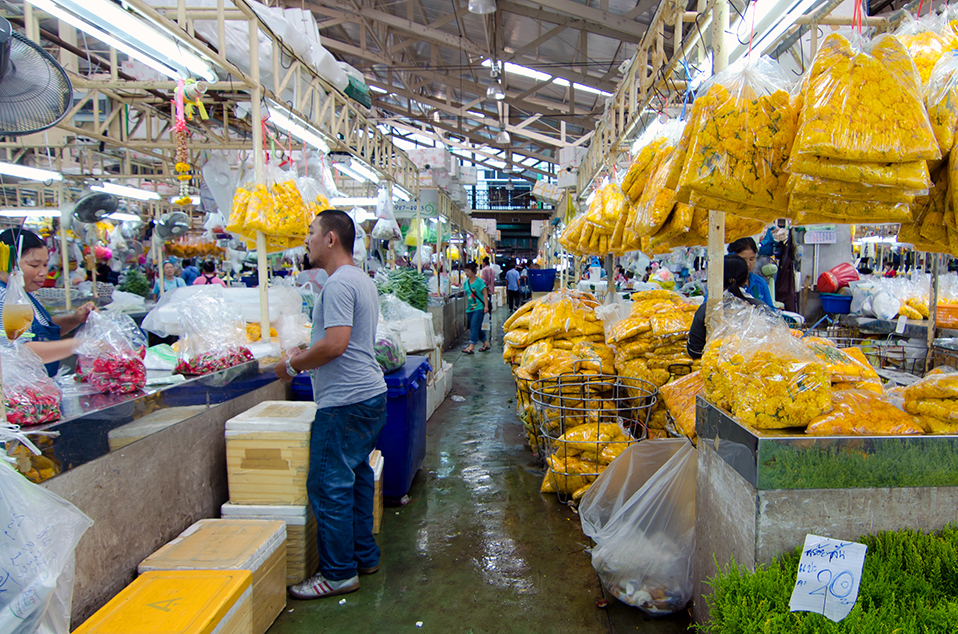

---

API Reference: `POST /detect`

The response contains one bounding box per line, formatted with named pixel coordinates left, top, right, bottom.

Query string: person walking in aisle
left=505, top=261, right=521, bottom=312
left=181, top=258, right=200, bottom=285
left=480, top=256, right=495, bottom=295
left=462, top=261, right=490, bottom=354
left=275, top=209, right=387, bottom=600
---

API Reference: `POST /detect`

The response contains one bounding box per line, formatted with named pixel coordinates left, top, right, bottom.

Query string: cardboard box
left=221, top=504, right=318, bottom=586
left=225, top=402, right=315, bottom=506
left=370, top=450, right=384, bottom=535
left=73, top=570, right=253, bottom=634
left=139, top=520, right=286, bottom=634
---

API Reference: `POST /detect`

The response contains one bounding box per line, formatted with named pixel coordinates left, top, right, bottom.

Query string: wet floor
left=268, top=310, right=692, bottom=634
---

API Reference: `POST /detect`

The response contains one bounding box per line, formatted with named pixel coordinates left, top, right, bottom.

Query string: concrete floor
left=269, top=311, right=692, bottom=634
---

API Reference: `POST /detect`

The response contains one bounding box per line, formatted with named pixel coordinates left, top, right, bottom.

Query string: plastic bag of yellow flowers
left=243, top=165, right=313, bottom=239
left=527, top=291, right=603, bottom=343
left=902, top=369, right=958, bottom=431
left=894, top=11, right=958, bottom=87
left=678, top=57, right=797, bottom=217
left=658, top=370, right=703, bottom=440
left=794, top=32, right=940, bottom=164
left=623, top=120, right=685, bottom=203
left=806, top=388, right=925, bottom=435
left=926, top=51, right=958, bottom=157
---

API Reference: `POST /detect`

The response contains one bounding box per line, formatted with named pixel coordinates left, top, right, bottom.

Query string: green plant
left=699, top=526, right=958, bottom=633
left=376, top=269, right=428, bottom=311
left=117, top=268, right=150, bottom=298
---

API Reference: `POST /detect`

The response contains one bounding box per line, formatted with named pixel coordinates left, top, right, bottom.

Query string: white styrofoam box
left=226, top=401, right=317, bottom=435
left=459, top=165, right=478, bottom=185
left=395, top=315, right=436, bottom=352
left=557, top=169, right=577, bottom=188
left=426, top=381, right=437, bottom=421
left=533, top=180, right=562, bottom=204
left=407, top=147, right=451, bottom=172
left=441, top=362, right=453, bottom=396
left=419, top=169, right=452, bottom=191
left=558, top=145, right=588, bottom=170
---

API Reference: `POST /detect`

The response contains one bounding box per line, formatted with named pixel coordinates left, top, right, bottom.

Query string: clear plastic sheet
left=170, top=288, right=252, bottom=375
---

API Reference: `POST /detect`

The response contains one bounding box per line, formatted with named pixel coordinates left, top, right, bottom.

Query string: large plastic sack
left=578, top=439, right=696, bottom=616
left=926, top=50, right=958, bottom=157
left=374, top=320, right=406, bottom=373
left=895, top=11, right=958, bottom=86
left=526, top=291, right=603, bottom=343
left=678, top=57, right=797, bottom=213
left=633, top=149, right=679, bottom=238
left=872, top=290, right=902, bottom=320
left=371, top=217, right=403, bottom=241
left=169, top=287, right=253, bottom=375
left=73, top=311, right=147, bottom=394
left=0, top=458, right=92, bottom=634
left=806, top=389, right=925, bottom=435
left=794, top=32, right=940, bottom=163
left=0, top=343, right=60, bottom=426
left=817, top=262, right=860, bottom=293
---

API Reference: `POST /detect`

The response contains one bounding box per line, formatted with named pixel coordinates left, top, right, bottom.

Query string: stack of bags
left=604, top=290, right=700, bottom=389
left=903, top=368, right=958, bottom=432
left=658, top=371, right=704, bottom=440
left=787, top=33, right=941, bottom=225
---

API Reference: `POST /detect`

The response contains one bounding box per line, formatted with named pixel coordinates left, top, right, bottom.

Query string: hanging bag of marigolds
left=894, top=10, right=958, bottom=87
left=676, top=56, right=797, bottom=225
left=788, top=31, right=941, bottom=223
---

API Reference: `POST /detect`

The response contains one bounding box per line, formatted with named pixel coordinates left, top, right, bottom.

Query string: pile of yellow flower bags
left=540, top=422, right=635, bottom=500
left=788, top=33, right=941, bottom=224
left=903, top=369, right=958, bottom=432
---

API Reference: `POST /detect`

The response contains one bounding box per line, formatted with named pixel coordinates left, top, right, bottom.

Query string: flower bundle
left=174, top=347, right=253, bottom=376
left=1, top=343, right=60, bottom=426
left=74, top=312, right=149, bottom=395
left=789, top=33, right=941, bottom=223
left=560, top=182, right=636, bottom=256
left=678, top=57, right=798, bottom=222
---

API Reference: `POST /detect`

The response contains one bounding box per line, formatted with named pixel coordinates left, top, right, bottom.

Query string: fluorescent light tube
left=0, top=162, right=62, bottom=182
left=349, top=160, right=379, bottom=182
left=393, top=185, right=412, bottom=201
left=333, top=163, right=369, bottom=183
left=329, top=197, right=378, bottom=206
left=26, top=0, right=217, bottom=82
left=91, top=183, right=160, bottom=201
left=0, top=209, right=61, bottom=218
left=268, top=104, right=331, bottom=154
left=107, top=212, right=142, bottom=222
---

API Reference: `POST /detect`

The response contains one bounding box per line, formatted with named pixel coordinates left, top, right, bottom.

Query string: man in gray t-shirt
left=276, top=210, right=387, bottom=600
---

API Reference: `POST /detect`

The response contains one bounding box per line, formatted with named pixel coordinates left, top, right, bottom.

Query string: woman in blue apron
left=0, top=229, right=96, bottom=376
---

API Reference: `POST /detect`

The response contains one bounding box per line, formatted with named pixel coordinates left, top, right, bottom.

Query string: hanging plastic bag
left=3, top=270, right=33, bottom=341
left=374, top=320, right=406, bottom=373
left=578, top=440, right=696, bottom=616
left=244, top=164, right=312, bottom=239
left=0, top=342, right=60, bottom=426
left=894, top=11, right=958, bottom=86
left=73, top=311, right=147, bottom=394
left=0, top=458, right=93, bottom=634
left=376, top=186, right=396, bottom=220
left=679, top=57, right=797, bottom=213
left=404, top=219, right=425, bottom=247
left=371, top=217, right=403, bottom=241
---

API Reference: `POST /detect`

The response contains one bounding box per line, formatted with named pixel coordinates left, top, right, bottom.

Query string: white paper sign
left=789, top=534, right=867, bottom=622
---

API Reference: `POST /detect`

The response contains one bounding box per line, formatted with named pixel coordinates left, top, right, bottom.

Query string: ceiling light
left=728, top=0, right=821, bottom=63
left=26, top=0, right=217, bottom=82
left=0, top=208, right=61, bottom=218
left=369, top=85, right=388, bottom=94
left=0, top=162, right=62, bottom=182
left=486, top=83, right=505, bottom=100
left=267, top=102, right=331, bottom=154
left=332, top=158, right=379, bottom=183
left=468, top=0, right=496, bottom=14
left=481, top=60, right=612, bottom=97
left=107, top=212, right=142, bottom=222
left=333, top=163, right=369, bottom=183
left=329, top=197, right=378, bottom=206
left=393, top=185, right=412, bottom=201
left=496, top=129, right=511, bottom=144
left=91, top=183, right=160, bottom=201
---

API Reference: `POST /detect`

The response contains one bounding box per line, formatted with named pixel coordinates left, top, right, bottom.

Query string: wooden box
left=221, top=503, right=318, bottom=586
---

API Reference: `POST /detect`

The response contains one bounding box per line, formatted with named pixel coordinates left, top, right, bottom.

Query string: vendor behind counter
left=0, top=228, right=95, bottom=376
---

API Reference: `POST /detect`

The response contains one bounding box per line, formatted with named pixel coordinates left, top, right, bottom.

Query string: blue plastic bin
left=377, top=356, right=431, bottom=499
left=820, top=293, right=852, bottom=314
left=528, top=268, right=557, bottom=292
left=287, top=358, right=430, bottom=498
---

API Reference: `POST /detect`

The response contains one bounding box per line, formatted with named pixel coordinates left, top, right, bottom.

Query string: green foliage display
left=376, top=269, right=428, bottom=311
left=117, top=268, right=150, bottom=298
left=699, top=527, right=958, bottom=633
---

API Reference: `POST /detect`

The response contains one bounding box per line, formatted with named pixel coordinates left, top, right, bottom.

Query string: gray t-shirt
left=309, top=265, right=386, bottom=409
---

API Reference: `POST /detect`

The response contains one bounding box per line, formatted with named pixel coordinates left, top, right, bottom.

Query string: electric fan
left=155, top=212, right=191, bottom=241
left=72, top=193, right=119, bottom=224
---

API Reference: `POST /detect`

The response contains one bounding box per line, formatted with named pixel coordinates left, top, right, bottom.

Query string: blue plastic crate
left=528, top=268, right=557, bottom=292
left=377, top=356, right=431, bottom=499
left=820, top=293, right=852, bottom=314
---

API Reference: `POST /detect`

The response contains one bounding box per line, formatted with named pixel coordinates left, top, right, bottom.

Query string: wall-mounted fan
left=72, top=192, right=119, bottom=224
left=0, top=16, right=72, bottom=136
left=155, top=212, right=191, bottom=241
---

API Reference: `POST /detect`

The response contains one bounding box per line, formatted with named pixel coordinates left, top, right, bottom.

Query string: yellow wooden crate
left=139, top=520, right=286, bottom=634
left=225, top=401, right=315, bottom=506
left=73, top=570, right=253, bottom=634
left=220, top=503, right=319, bottom=586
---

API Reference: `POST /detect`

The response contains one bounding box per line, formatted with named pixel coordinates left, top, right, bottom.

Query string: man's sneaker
left=357, top=564, right=379, bottom=575
left=289, top=573, right=359, bottom=600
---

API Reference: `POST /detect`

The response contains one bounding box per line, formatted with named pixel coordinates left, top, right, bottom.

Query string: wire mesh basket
left=531, top=372, right=657, bottom=504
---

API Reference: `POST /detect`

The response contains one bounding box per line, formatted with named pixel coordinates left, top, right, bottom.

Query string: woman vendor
left=0, top=228, right=96, bottom=376
left=152, top=260, right=186, bottom=297
left=686, top=255, right=764, bottom=360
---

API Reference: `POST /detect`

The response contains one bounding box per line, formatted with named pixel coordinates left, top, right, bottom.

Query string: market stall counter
left=692, top=397, right=958, bottom=623
left=16, top=360, right=286, bottom=626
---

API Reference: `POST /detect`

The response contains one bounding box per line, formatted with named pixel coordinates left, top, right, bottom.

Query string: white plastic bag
left=0, top=460, right=93, bottom=633
left=872, top=290, right=901, bottom=321
left=376, top=187, right=395, bottom=220
left=579, top=439, right=696, bottom=616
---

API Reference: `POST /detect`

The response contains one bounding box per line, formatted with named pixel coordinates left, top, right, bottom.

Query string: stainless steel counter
left=9, top=360, right=277, bottom=484
left=840, top=314, right=958, bottom=339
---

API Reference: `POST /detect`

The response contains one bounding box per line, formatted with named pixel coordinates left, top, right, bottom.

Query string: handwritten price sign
left=788, top=534, right=867, bottom=622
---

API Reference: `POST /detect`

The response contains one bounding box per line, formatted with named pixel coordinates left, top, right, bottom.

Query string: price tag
left=789, top=534, right=867, bottom=622
left=896, top=314, right=908, bottom=334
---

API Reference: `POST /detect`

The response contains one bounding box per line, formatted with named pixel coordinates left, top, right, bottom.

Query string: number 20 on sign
left=788, top=534, right=868, bottom=622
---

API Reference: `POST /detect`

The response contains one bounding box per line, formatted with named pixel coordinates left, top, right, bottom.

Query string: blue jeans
left=467, top=309, right=486, bottom=345
left=307, top=393, right=387, bottom=581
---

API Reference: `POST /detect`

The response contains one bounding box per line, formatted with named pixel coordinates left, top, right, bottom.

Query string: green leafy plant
left=117, top=268, right=150, bottom=298
left=699, top=526, right=958, bottom=633
left=377, top=269, right=428, bottom=311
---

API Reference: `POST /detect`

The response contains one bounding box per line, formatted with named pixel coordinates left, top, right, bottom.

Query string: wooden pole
left=250, top=17, right=270, bottom=342
left=927, top=253, right=940, bottom=373
left=706, top=0, right=729, bottom=318
left=59, top=185, right=72, bottom=311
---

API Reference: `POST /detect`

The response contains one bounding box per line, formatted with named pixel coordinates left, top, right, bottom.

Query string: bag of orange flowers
left=927, top=51, right=958, bottom=159
left=242, top=164, right=311, bottom=239
left=677, top=56, right=798, bottom=221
